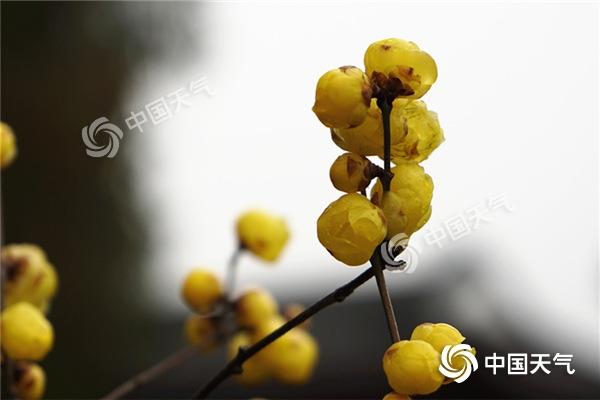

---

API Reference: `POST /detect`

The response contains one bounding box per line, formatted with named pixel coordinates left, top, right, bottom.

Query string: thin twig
left=377, top=97, right=393, bottom=192
left=100, top=345, right=198, bottom=400
left=224, top=244, right=243, bottom=302
left=373, top=94, right=400, bottom=343
left=100, top=245, right=245, bottom=400
left=191, top=266, right=375, bottom=399
left=212, top=245, right=243, bottom=351
left=371, top=251, right=400, bottom=343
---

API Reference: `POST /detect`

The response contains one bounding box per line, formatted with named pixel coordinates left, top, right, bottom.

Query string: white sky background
left=121, top=2, right=599, bottom=377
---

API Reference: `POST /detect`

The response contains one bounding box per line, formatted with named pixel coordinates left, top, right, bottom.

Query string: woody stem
left=374, top=96, right=400, bottom=343
left=378, top=97, right=393, bottom=191
left=100, top=345, right=198, bottom=399
left=224, top=244, right=243, bottom=303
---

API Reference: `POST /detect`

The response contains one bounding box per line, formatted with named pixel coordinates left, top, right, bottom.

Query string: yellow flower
left=236, top=209, right=290, bottom=262
left=382, top=340, right=444, bottom=395
left=331, top=98, right=407, bottom=157
left=329, top=152, right=374, bottom=193
left=364, top=38, right=437, bottom=100
left=1, top=302, right=54, bottom=361
left=0, top=122, right=18, bottom=169
left=390, top=99, right=444, bottom=163
left=254, top=315, right=319, bottom=386
left=234, top=287, right=279, bottom=329
left=183, top=314, right=217, bottom=353
left=228, top=331, right=271, bottom=387
left=317, top=193, right=387, bottom=266
left=181, top=268, right=222, bottom=311
left=14, top=362, right=46, bottom=400
left=410, top=322, right=465, bottom=353
left=1, top=244, right=58, bottom=314
left=411, top=322, right=476, bottom=384
left=382, top=392, right=412, bottom=400
left=269, top=327, right=319, bottom=386
left=371, top=162, right=433, bottom=238
left=312, top=66, right=373, bottom=129
left=229, top=304, right=319, bottom=388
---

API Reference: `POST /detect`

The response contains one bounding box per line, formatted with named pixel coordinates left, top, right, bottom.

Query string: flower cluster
left=2, top=244, right=58, bottom=313
left=228, top=288, right=318, bottom=386
left=382, top=323, right=476, bottom=397
left=181, top=278, right=318, bottom=388
left=1, top=244, right=59, bottom=399
left=312, top=39, right=474, bottom=400
left=0, top=37, right=470, bottom=400
left=313, top=38, right=444, bottom=266
left=180, top=209, right=318, bottom=388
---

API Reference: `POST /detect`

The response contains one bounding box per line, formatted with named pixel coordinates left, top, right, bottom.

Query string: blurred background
left=1, top=2, right=598, bottom=399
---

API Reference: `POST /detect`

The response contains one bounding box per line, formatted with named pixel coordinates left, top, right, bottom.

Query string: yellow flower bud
left=1, top=244, right=59, bottom=313
left=183, top=314, right=217, bottom=353
left=390, top=99, right=444, bottom=163
left=374, top=192, right=408, bottom=241
left=0, top=122, right=18, bottom=169
left=236, top=210, right=290, bottom=262
left=1, top=302, right=54, bottom=361
left=410, top=322, right=465, bottom=353
left=228, top=331, right=271, bottom=387
left=382, top=392, right=412, bottom=400
left=312, top=66, right=373, bottom=129
left=411, top=322, right=476, bottom=384
left=235, top=287, right=279, bottom=329
left=331, top=98, right=407, bottom=157
left=371, top=163, right=433, bottom=238
left=329, top=152, right=374, bottom=193
left=181, top=268, right=222, bottom=312
left=317, top=193, right=387, bottom=266
left=14, top=362, right=46, bottom=400
left=270, top=328, right=319, bottom=386
left=364, top=38, right=437, bottom=99
left=254, top=316, right=319, bottom=386
left=383, top=340, right=444, bottom=396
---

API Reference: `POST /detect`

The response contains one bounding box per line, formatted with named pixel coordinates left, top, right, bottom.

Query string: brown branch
left=191, top=266, right=375, bottom=399
left=371, top=251, right=400, bottom=343
left=223, top=244, right=243, bottom=302
left=100, top=345, right=198, bottom=400
left=373, top=94, right=401, bottom=343
left=101, top=244, right=245, bottom=400
left=376, top=97, right=393, bottom=192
